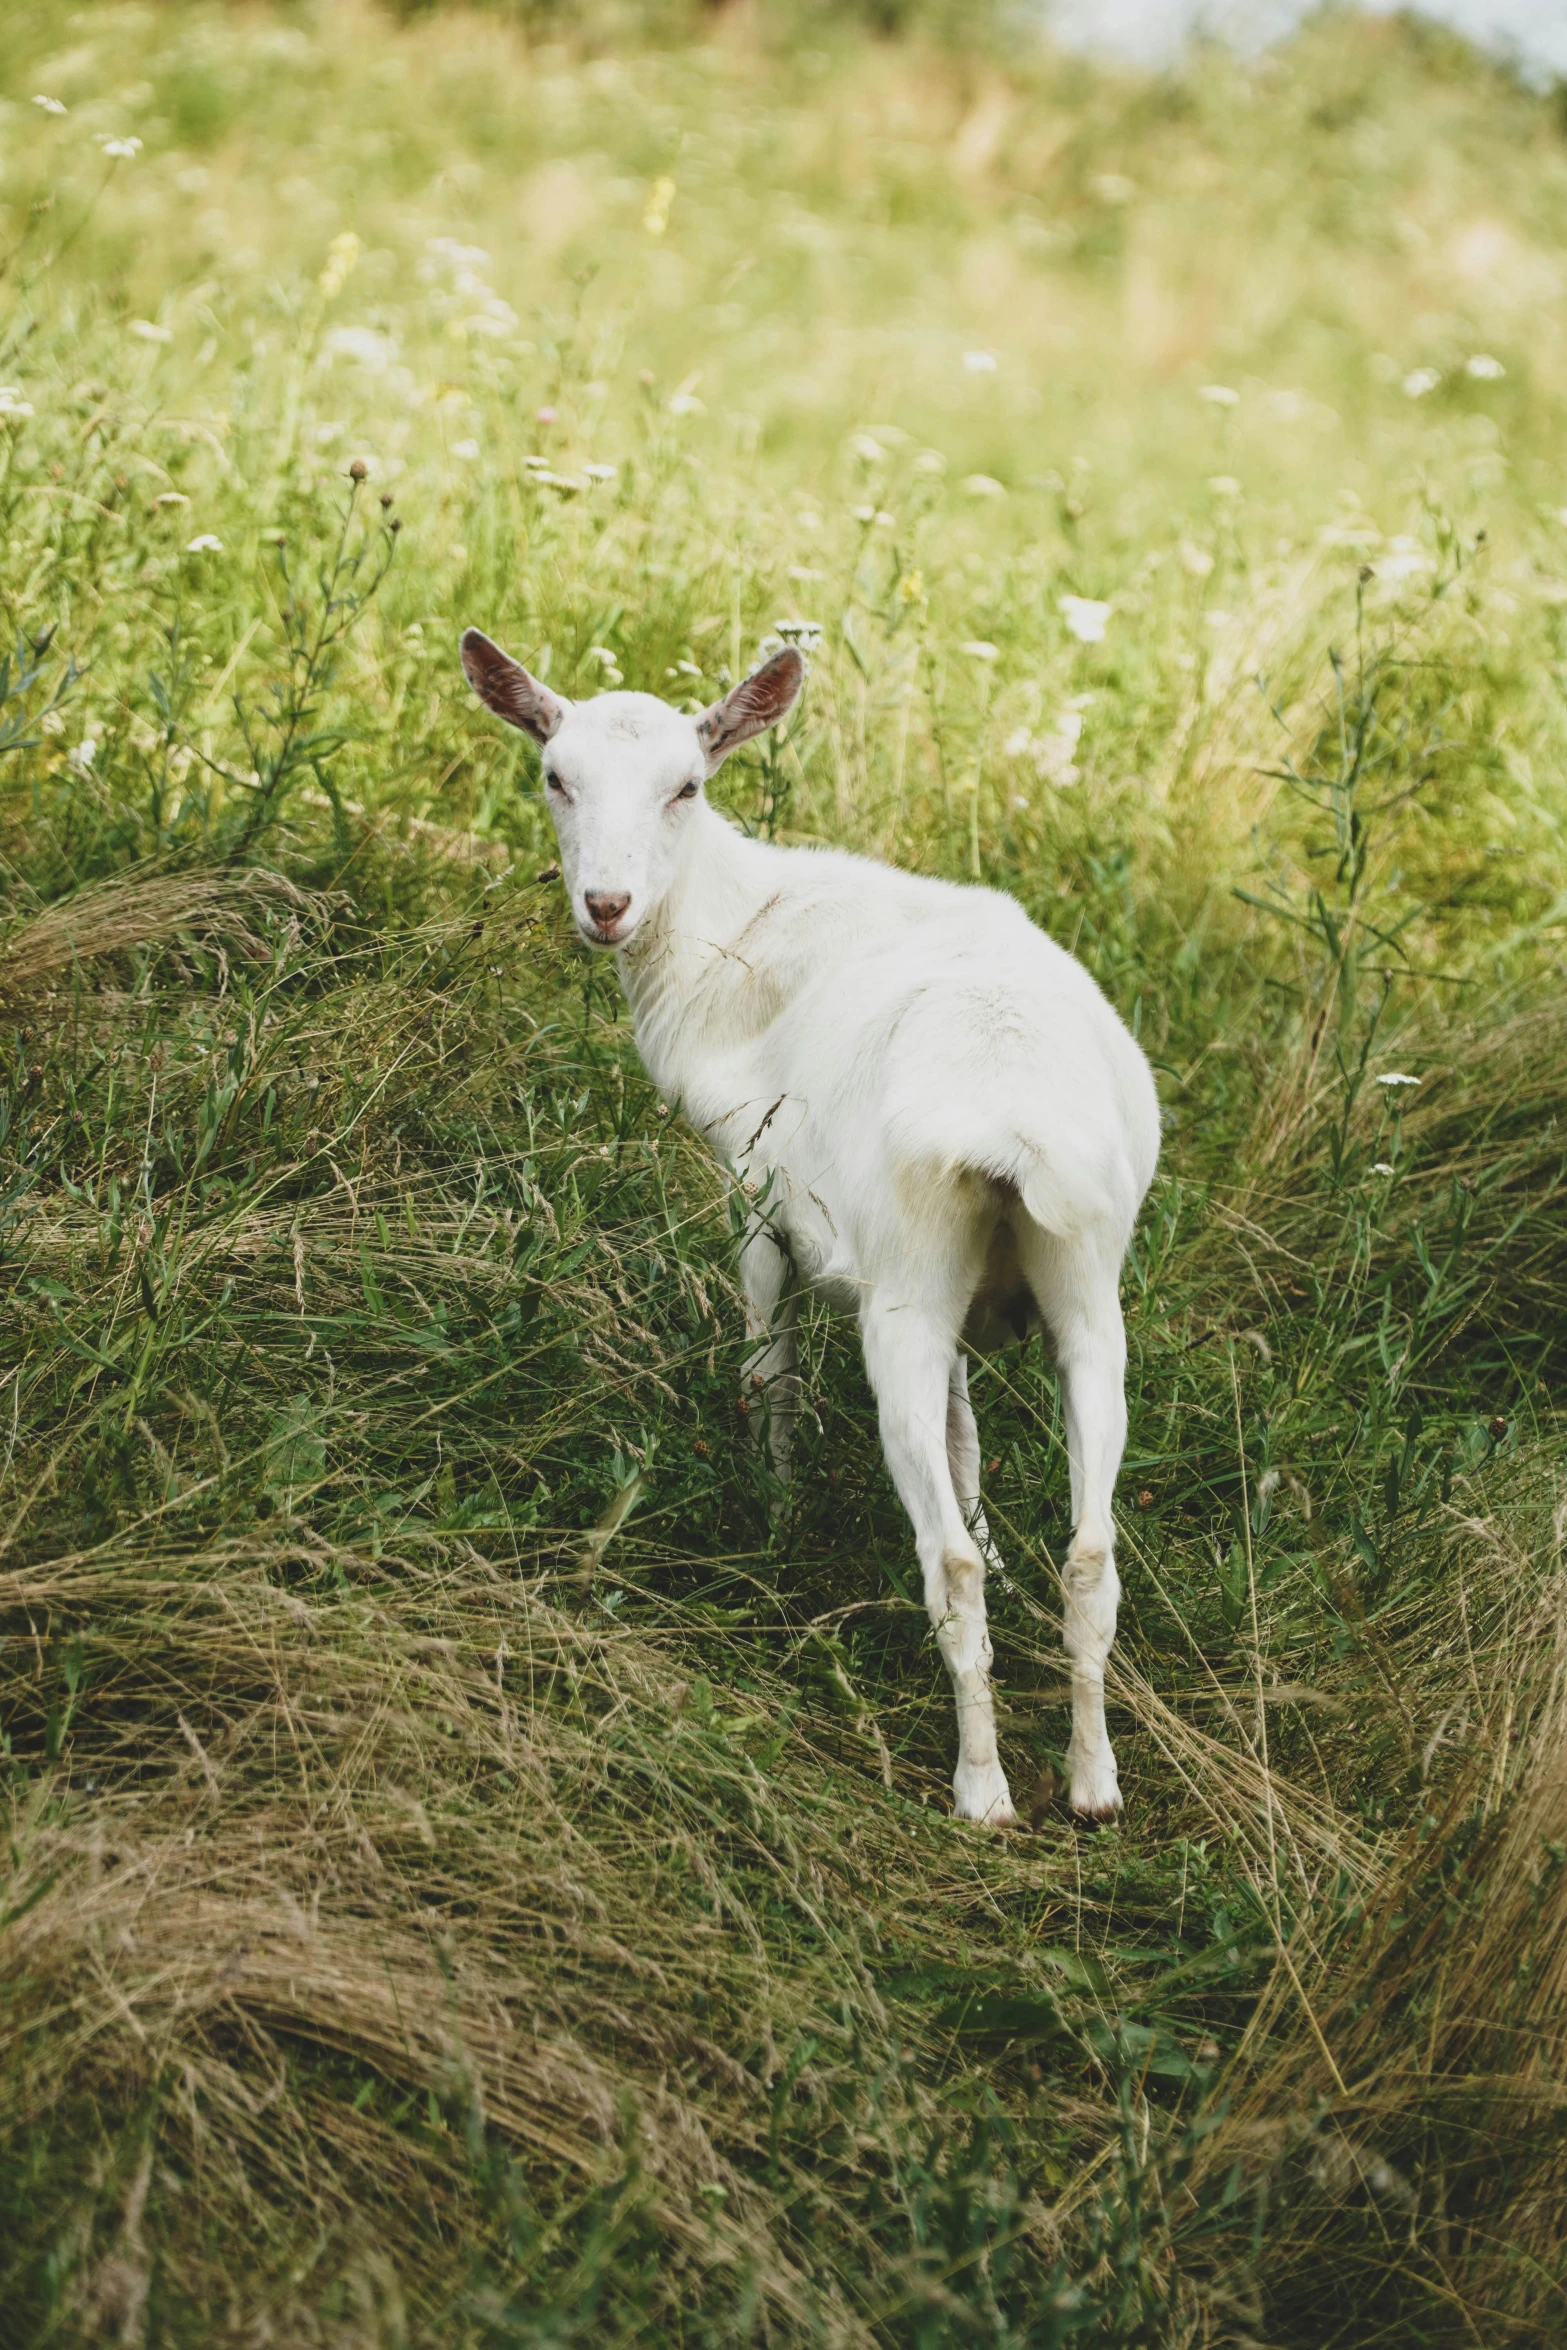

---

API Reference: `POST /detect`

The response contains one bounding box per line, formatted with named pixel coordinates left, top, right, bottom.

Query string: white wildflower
left=962, top=350, right=998, bottom=373
left=32, top=96, right=67, bottom=116
left=1402, top=367, right=1441, bottom=398
left=128, top=320, right=171, bottom=343
left=588, top=647, right=619, bottom=665
left=185, top=533, right=223, bottom=554
left=1090, top=172, right=1136, bottom=204
left=960, top=640, right=999, bottom=661
left=1179, top=540, right=1215, bottom=577
left=914, top=450, right=946, bottom=476
left=322, top=325, right=396, bottom=369
left=68, top=738, right=99, bottom=771
left=1370, top=1162, right=1396, bottom=1176
left=99, top=137, right=143, bottom=161
left=1199, top=383, right=1239, bottom=406
left=451, top=438, right=480, bottom=461
left=1059, top=594, right=1111, bottom=643
left=851, top=433, right=887, bottom=463
left=1376, top=1072, right=1421, bottom=1088
left=153, top=492, right=189, bottom=507
left=772, top=619, right=823, bottom=652
left=1374, top=537, right=1432, bottom=587
left=582, top=462, right=617, bottom=482
left=961, top=473, right=1006, bottom=498
left=0, top=388, right=34, bottom=419
left=1465, top=353, right=1505, bottom=380
left=1208, top=475, right=1242, bottom=497
left=667, top=391, right=704, bottom=416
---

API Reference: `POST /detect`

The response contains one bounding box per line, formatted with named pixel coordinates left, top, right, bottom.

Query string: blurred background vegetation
left=0, top=2, right=1565, bottom=2343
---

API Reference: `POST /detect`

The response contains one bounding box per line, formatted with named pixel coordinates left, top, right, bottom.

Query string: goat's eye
left=544, top=769, right=565, bottom=793
left=677, top=780, right=699, bottom=801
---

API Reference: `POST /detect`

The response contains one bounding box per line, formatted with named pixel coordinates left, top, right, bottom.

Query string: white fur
left=461, top=634, right=1159, bottom=1826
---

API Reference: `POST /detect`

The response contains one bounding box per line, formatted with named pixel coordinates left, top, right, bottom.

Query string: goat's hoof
left=952, top=1761, right=1017, bottom=1828
left=1068, top=1756, right=1123, bottom=1826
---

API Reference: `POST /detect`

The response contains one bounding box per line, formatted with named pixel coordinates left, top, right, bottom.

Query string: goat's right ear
left=460, top=627, right=567, bottom=745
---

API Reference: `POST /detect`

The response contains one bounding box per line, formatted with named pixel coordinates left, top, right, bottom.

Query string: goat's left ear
left=695, top=646, right=805, bottom=776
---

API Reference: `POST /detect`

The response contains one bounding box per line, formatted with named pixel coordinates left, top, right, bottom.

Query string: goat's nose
left=584, top=890, right=632, bottom=930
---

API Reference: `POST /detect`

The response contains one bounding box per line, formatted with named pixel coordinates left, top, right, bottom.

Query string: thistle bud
left=348, top=458, right=368, bottom=482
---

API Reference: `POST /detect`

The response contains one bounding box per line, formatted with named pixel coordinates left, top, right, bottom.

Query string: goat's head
left=460, top=629, right=804, bottom=949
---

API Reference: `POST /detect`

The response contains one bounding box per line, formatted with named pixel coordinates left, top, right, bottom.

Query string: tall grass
left=0, top=3, right=1565, bottom=2341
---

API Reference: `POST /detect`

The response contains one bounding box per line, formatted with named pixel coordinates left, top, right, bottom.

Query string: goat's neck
left=616, top=807, right=785, bottom=1110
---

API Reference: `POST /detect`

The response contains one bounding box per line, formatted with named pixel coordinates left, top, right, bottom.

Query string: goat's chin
left=578, top=920, right=638, bottom=951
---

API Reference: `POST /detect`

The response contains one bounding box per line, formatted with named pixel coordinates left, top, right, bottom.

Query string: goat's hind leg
left=862, top=1294, right=1015, bottom=1827
left=1018, top=1227, right=1129, bottom=1823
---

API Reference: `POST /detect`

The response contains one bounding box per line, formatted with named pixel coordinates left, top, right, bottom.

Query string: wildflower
left=963, top=350, right=998, bottom=373
left=68, top=738, right=99, bottom=771
left=32, top=95, right=67, bottom=116
left=535, top=405, right=558, bottom=426
left=451, top=438, right=480, bottom=461
left=0, top=388, right=34, bottom=419
left=347, top=457, right=369, bottom=481
left=99, top=136, right=142, bottom=160
left=1208, top=475, right=1241, bottom=497
left=185, top=533, right=223, bottom=553
left=960, top=640, right=999, bottom=662
left=1370, top=1162, right=1395, bottom=1176
left=582, top=462, right=617, bottom=482
left=914, top=450, right=946, bottom=476
left=323, top=325, right=396, bottom=369
left=1179, top=540, right=1215, bottom=577
left=1375, top=1072, right=1421, bottom=1088
left=1466, top=353, right=1505, bottom=380
left=1199, top=383, right=1239, bottom=406
left=1373, top=537, right=1431, bottom=587
left=129, top=320, right=171, bottom=343
left=1059, top=594, right=1111, bottom=643
left=41, top=709, right=66, bottom=737
left=643, top=176, right=676, bottom=236
left=961, top=474, right=1005, bottom=498
left=772, top=619, right=823, bottom=653
left=153, top=491, right=189, bottom=507
left=898, top=568, right=925, bottom=603
left=1090, top=172, right=1135, bottom=204
left=851, top=433, right=887, bottom=463
left=1402, top=367, right=1440, bottom=398
left=319, top=229, right=360, bottom=298
left=667, top=391, right=704, bottom=417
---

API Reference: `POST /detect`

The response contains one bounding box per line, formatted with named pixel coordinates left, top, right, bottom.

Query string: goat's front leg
left=862, top=1296, right=1015, bottom=1827
left=738, top=1217, right=799, bottom=1480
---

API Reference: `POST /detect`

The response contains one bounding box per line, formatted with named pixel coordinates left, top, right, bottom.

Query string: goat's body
left=621, top=811, right=1158, bottom=1824
left=624, top=819, right=1155, bottom=1309
left=459, top=630, right=1157, bottom=1826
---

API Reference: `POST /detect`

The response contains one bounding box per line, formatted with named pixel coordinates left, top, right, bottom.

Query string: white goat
left=461, top=630, right=1159, bottom=1826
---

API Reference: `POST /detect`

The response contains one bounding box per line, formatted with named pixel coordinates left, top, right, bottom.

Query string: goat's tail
left=891, top=1092, right=1139, bottom=1242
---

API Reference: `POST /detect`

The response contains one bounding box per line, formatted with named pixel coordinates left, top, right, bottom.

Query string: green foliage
left=0, top=4, right=1565, bottom=2345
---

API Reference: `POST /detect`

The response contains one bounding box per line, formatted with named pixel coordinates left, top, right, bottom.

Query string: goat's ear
left=460, top=627, right=567, bottom=745
left=695, top=646, right=804, bottom=776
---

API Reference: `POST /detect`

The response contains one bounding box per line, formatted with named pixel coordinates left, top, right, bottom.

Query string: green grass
left=1, top=3, right=1566, bottom=2341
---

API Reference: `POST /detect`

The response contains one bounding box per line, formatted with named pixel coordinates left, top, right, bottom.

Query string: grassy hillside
left=0, top=3, right=1565, bottom=2341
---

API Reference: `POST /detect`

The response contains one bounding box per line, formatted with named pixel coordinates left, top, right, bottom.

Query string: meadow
left=0, top=2, right=1565, bottom=2341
